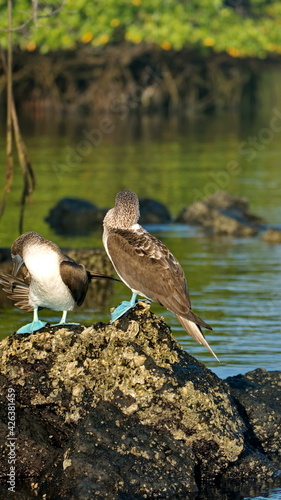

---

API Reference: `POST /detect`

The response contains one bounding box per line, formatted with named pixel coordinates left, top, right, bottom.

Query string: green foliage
left=1, top=0, right=281, bottom=57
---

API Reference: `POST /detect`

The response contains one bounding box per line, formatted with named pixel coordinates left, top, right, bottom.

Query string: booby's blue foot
left=111, top=300, right=135, bottom=322
left=16, top=320, right=47, bottom=334
left=110, top=293, right=145, bottom=323
left=137, top=298, right=152, bottom=305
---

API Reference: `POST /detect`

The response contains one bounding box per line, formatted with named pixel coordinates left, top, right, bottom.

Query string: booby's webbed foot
left=110, top=300, right=134, bottom=322
left=110, top=293, right=139, bottom=322
left=137, top=298, right=152, bottom=305
left=16, top=320, right=47, bottom=334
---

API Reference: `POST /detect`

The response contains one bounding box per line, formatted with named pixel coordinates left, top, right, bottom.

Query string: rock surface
left=176, top=191, right=265, bottom=237
left=0, top=304, right=280, bottom=499
left=227, top=369, right=281, bottom=464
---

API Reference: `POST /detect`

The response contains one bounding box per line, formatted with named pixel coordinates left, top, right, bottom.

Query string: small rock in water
left=139, top=197, right=172, bottom=224
left=45, top=197, right=107, bottom=235
left=176, top=190, right=264, bottom=237
left=262, top=228, right=281, bottom=244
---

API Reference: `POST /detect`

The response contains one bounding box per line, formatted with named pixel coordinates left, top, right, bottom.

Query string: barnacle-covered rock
left=0, top=304, right=280, bottom=499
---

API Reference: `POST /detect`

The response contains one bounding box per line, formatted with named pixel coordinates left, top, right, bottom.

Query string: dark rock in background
left=0, top=249, right=11, bottom=263
left=0, top=250, right=17, bottom=308
left=45, top=198, right=107, bottom=235
left=139, top=197, right=172, bottom=224
left=45, top=191, right=276, bottom=239
left=0, top=304, right=280, bottom=499
left=176, top=191, right=265, bottom=237
left=46, top=196, right=172, bottom=235
left=227, top=369, right=281, bottom=464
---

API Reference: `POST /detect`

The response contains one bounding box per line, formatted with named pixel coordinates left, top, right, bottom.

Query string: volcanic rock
left=0, top=304, right=280, bottom=499
left=176, top=191, right=265, bottom=237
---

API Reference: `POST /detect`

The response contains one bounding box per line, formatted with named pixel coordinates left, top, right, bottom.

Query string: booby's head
left=104, top=190, right=140, bottom=230
left=11, top=232, right=44, bottom=275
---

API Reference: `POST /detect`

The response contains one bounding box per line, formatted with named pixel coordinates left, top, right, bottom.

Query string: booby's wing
left=0, top=273, right=33, bottom=312
left=60, top=253, right=119, bottom=306
left=60, top=252, right=119, bottom=283
left=60, top=261, right=89, bottom=306
left=107, top=229, right=217, bottom=359
left=107, top=229, right=210, bottom=328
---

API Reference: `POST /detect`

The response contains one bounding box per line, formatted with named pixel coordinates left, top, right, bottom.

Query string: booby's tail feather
left=176, top=314, right=219, bottom=361
left=186, top=309, right=212, bottom=331
left=87, top=271, right=120, bottom=282
left=0, top=273, right=32, bottom=312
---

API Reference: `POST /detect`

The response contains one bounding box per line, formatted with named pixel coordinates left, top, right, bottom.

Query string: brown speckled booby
left=103, top=190, right=218, bottom=360
left=0, top=231, right=115, bottom=334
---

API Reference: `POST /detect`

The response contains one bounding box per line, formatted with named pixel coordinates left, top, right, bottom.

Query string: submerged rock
left=262, top=228, right=281, bottom=244
left=0, top=304, right=280, bottom=499
left=139, top=197, right=172, bottom=224
left=176, top=191, right=265, bottom=237
left=45, top=197, right=107, bottom=235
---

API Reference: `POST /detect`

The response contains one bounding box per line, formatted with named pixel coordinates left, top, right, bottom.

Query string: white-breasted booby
left=0, top=231, right=116, bottom=334
left=103, top=190, right=218, bottom=360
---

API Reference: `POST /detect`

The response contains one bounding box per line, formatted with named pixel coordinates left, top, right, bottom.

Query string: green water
left=0, top=111, right=280, bottom=380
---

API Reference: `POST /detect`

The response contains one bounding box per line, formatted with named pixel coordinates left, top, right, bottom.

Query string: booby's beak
left=12, top=254, right=24, bottom=276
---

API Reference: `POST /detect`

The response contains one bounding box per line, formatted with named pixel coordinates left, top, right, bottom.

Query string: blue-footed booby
left=0, top=231, right=116, bottom=334
left=103, top=190, right=218, bottom=360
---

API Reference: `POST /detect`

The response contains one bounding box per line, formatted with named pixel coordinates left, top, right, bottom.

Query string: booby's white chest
left=23, top=244, right=74, bottom=311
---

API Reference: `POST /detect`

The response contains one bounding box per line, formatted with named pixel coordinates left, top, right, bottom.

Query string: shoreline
left=3, top=45, right=280, bottom=118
